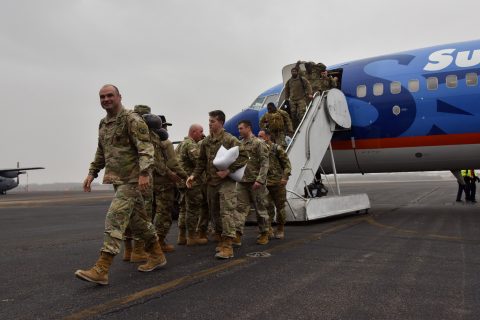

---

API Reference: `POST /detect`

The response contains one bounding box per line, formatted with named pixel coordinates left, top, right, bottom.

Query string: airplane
left=0, top=163, right=45, bottom=194
left=225, top=39, right=480, bottom=176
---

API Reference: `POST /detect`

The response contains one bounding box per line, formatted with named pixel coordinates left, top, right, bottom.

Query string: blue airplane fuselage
left=224, top=40, right=480, bottom=173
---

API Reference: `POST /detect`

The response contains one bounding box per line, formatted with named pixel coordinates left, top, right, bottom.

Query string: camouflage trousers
left=102, top=184, right=158, bottom=255
left=124, top=188, right=153, bottom=240
left=196, top=185, right=211, bottom=233
left=206, top=179, right=237, bottom=238
left=153, top=184, right=175, bottom=239
left=143, top=188, right=154, bottom=221
left=290, top=99, right=308, bottom=130
left=177, top=188, right=186, bottom=230
left=178, top=185, right=208, bottom=234
left=234, top=182, right=270, bottom=235
left=270, top=130, right=287, bottom=149
left=266, top=184, right=287, bottom=225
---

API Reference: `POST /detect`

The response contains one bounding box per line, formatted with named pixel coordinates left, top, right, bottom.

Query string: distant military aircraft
left=0, top=163, right=44, bottom=194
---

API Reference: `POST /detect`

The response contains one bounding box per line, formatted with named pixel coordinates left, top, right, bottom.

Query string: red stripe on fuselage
left=332, top=133, right=480, bottom=150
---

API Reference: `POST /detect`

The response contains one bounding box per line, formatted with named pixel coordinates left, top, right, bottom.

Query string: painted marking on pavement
left=0, top=195, right=112, bottom=208
left=64, top=259, right=248, bottom=320
left=366, top=216, right=469, bottom=242
left=64, top=216, right=367, bottom=320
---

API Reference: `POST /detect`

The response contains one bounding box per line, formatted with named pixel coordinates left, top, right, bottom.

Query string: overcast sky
left=1, top=0, right=478, bottom=184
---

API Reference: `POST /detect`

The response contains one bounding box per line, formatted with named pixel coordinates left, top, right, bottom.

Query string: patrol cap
left=316, top=63, right=327, bottom=71
left=142, top=114, right=163, bottom=130
left=159, top=115, right=172, bottom=126
left=134, top=105, right=151, bottom=115
left=266, top=102, right=277, bottom=109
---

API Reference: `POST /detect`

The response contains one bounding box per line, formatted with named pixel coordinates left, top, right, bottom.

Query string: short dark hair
left=267, top=102, right=276, bottom=109
left=209, top=110, right=225, bottom=124
left=237, top=119, right=252, bottom=128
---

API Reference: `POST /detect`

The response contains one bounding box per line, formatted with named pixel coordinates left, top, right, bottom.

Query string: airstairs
left=283, top=88, right=370, bottom=221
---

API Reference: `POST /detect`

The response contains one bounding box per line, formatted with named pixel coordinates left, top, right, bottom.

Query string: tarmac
left=0, top=180, right=479, bottom=320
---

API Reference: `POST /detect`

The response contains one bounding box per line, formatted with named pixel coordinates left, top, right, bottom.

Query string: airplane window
left=427, top=77, right=438, bottom=90
left=466, top=73, right=478, bottom=86
left=356, top=85, right=366, bottom=98
left=373, top=83, right=384, bottom=96
left=263, top=94, right=280, bottom=108
left=250, top=96, right=266, bottom=110
left=446, top=75, right=457, bottom=88
left=408, top=79, right=419, bottom=92
left=390, top=81, right=401, bottom=94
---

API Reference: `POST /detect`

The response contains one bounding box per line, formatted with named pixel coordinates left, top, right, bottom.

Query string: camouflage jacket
left=89, top=107, right=154, bottom=185
left=265, top=142, right=291, bottom=186
left=192, top=129, right=248, bottom=186
left=176, top=136, right=204, bottom=187
left=259, top=110, right=293, bottom=134
left=318, top=75, right=337, bottom=92
left=304, top=70, right=322, bottom=93
left=240, top=135, right=269, bottom=184
left=285, top=76, right=312, bottom=101
left=151, top=134, right=188, bottom=186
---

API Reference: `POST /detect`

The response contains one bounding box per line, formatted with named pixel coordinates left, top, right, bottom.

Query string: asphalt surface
left=0, top=181, right=479, bottom=320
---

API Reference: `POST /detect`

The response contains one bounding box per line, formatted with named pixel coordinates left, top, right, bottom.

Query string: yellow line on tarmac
left=64, top=258, right=248, bottom=320
left=365, top=216, right=466, bottom=242
left=0, top=195, right=112, bottom=208
left=64, top=216, right=367, bottom=320
left=265, top=217, right=367, bottom=254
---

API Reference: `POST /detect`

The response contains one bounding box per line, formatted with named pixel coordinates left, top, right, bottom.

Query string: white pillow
left=229, top=165, right=246, bottom=182
left=212, top=145, right=245, bottom=181
left=213, top=145, right=239, bottom=170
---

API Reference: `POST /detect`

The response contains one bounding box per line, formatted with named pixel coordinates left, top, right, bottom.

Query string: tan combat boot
left=187, top=231, right=208, bottom=246
left=215, top=237, right=234, bottom=259
left=197, top=230, right=209, bottom=245
left=275, top=224, right=285, bottom=240
left=232, top=231, right=242, bottom=247
left=122, top=239, right=133, bottom=262
left=130, top=240, right=148, bottom=263
left=268, top=226, right=275, bottom=240
left=256, top=232, right=269, bottom=245
left=177, top=228, right=187, bottom=245
left=159, top=236, right=175, bottom=253
left=215, top=238, right=223, bottom=252
left=138, top=241, right=167, bottom=272
left=75, top=251, right=114, bottom=285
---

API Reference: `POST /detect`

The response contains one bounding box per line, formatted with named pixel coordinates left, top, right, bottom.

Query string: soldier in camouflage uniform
left=186, top=110, right=248, bottom=259
left=151, top=130, right=188, bottom=253
left=234, top=120, right=270, bottom=245
left=258, top=129, right=292, bottom=239
left=133, top=104, right=156, bottom=222
left=317, top=64, right=337, bottom=94
left=176, top=124, right=209, bottom=246
left=285, top=67, right=313, bottom=130
left=194, top=138, right=214, bottom=238
left=115, top=104, right=157, bottom=263
left=296, top=61, right=322, bottom=96
left=259, top=102, right=293, bottom=149
left=75, top=85, right=166, bottom=286
left=174, top=141, right=188, bottom=245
